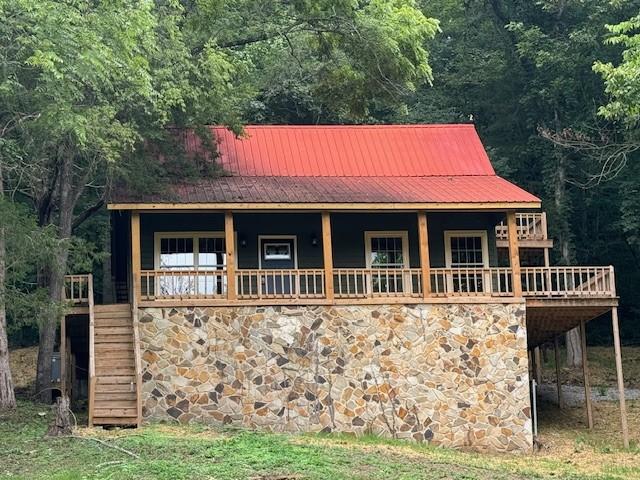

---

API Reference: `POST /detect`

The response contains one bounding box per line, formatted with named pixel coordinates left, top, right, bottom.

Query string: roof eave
left=107, top=200, right=542, bottom=211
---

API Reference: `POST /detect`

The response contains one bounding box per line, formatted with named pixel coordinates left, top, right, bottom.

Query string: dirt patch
left=9, top=346, right=38, bottom=393
left=541, top=346, right=640, bottom=389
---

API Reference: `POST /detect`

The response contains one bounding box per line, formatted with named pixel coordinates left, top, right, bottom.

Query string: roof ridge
left=209, top=124, right=477, bottom=129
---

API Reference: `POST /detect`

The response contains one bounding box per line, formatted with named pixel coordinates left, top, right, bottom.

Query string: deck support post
left=506, top=211, right=522, bottom=296
left=417, top=211, right=431, bottom=298
left=321, top=212, right=334, bottom=302
left=611, top=307, right=630, bottom=448
left=225, top=211, right=236, bottom=301
left=579, top=320, right=594, bottom=429
left=130, top=212, right=141, bottom=305
left=554, top=336, right=563, bottom=409
left=534, top=346, right=543, bottom=385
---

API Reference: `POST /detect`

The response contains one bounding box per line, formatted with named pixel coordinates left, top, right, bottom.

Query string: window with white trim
left=444, top=231, right=488, bottom=293
left=155, top=233, right=226, bottom=296
left=365, top=231, right=409, bottom=294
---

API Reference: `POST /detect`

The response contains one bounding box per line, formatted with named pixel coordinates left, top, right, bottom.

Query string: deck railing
left=236, top=269, right=325, bottom=300
left=333, top=268, right=423, bottom=299
left=140, top=269, right=227, bottom=300
left=133, top=265, right=616, bottom=302
left=496, top=212, right=547, bottom=241
left=430, top=268, right=514, bottom=297
left=64, top=274, right=92, bottom=304
left=521, top=266, right=616, bottom=298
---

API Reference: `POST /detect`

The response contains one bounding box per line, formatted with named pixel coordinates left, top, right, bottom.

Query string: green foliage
left=594, top=14, right=640, bottom=126
left=0, top=198, right=59, bottom=332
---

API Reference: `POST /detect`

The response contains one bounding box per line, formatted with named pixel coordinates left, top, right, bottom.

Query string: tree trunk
left=549, top=109, right=582, bottom=369
left=46, top=395, right=72, bottom=436
left=35, top=152, right=74, bottom=403
left=566, top=327, right=582, bottom=368
left=0, top=161, right=17, bottom=409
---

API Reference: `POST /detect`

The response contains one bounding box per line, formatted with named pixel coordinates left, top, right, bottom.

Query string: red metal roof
left=194, top=125, right=497, bottom=177
left=111, top=125, right=540, bottom=206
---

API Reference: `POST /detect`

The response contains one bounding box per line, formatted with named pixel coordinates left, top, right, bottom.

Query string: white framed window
left=263, top=242, right=292, bottom=261
left=258, top=235, right=298, bottom=268
left=364, top=231, right=410, bottom=294
left=154, top=232, right=226, bottom=270
left=444, top=231, right=489, bottom=294
left=364, top=231, right=410, bottom=269
left=444, top=231, right=489, bottom=268
left=153, top=232, right=227, bottom=297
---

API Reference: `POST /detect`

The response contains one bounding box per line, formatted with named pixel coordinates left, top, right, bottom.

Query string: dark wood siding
left=137, top=211, right=502, bottom=271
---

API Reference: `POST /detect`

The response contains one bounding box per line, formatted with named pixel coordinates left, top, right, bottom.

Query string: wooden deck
left=64, top=266, right=618, bottom=426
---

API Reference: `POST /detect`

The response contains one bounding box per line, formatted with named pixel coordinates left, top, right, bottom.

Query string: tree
left=0, top=0, right=438, bottom=402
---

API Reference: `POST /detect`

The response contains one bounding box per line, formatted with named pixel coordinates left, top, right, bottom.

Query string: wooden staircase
left=89, top=304, right=140, bottom=426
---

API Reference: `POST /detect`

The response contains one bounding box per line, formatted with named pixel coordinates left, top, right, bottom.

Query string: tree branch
left=72, top=198, right=105, bottom=232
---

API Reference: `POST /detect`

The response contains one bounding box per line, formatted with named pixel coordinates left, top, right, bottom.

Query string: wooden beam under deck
left=525, top=297, right=618, bottom=348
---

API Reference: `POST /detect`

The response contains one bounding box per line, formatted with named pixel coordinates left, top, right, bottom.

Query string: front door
left=259, top=236, right=297, bottom=295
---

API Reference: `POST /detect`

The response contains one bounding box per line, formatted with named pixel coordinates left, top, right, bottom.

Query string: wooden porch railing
left=133, top=265, right=617, bottom=302
left=64, top=274, right=92, bottom=305
left=430, top=268, right=514, bottom=297
left=236, top=269, right=325, bottom=300
left=520, top=266, right=616, bottom=298
left=496, top=212, right=548, bottom=241
left=333, top=268, right=423, bottom=299
left=140, top=269, right=227, bottom=301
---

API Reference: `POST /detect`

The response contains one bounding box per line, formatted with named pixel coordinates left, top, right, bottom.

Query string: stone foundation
left=138, top=303, right=532, bottom=452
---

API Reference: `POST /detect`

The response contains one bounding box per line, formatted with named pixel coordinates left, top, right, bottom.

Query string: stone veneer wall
left=138, top=303, right=532, bottom=452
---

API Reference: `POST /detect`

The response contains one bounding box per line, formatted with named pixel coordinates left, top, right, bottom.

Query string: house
left=60, top=124, right=627, bottom=453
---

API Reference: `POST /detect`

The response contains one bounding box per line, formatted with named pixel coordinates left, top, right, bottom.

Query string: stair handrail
left=131, top=295, right=143, bottom=426
left=87, top=274, right=96, bottom=426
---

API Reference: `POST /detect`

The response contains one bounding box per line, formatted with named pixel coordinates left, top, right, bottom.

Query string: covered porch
left=107, top=209, right=618, bottom=306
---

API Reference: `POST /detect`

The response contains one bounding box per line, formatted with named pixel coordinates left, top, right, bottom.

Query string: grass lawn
left=1, top=400, right=639, bottom=480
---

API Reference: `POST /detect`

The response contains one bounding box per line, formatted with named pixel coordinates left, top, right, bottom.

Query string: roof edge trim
left=107, top=201, right=541, bottom=211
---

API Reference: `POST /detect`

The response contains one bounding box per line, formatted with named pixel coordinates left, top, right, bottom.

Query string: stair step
left=95, top=382, right=137, bottom=393
left=94, top=304, right=131, bottom=313
left=94, top=344, right=134, bottom=353
left=95, top=357, right=134, bottom=368
left=97, top=366, right=135, bottom=376
left=95, top=391, right=137, bottom=402
left=94, top=310, right=132, bottom=319
left=96, top=375, right=136, bottom=384
left=95, top=342, right=133, bottom=351
left=95, top=326, right=133, bottom=336
left=95, top=350, right=134, bottom=361
left=95, top=335, right=134, bottom=344
left=93, top=417, right=137, bottom=426
left=94, top=399, right=137, bottom=408
left=93, top=407, right=137, bottom=418
left=94, top=317, right=132, bottom=327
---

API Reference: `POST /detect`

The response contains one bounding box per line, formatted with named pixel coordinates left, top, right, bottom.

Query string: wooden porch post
left=225, top=211, right=236, bottom=301
left=579, top=319, right=594, bottom=429
left=506, top=211, right=522, bottom=296
left=321, top=212, right=334, bottom=302
left=611, top=307, right=630, bottom=448
left=417, top=211, right=431, bottom=298
left=130, top=212, right=141, bottom=305
left=534, top=346, right=543, bottom=385
left=554, top=336, right=563, bottom=409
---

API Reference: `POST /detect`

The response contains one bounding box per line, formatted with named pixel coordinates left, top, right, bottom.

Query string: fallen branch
left=70, top=435, right=140, bottom=459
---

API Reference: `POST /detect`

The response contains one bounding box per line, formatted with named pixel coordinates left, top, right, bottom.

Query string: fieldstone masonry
left=138, top=303, right=532, bottom=452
